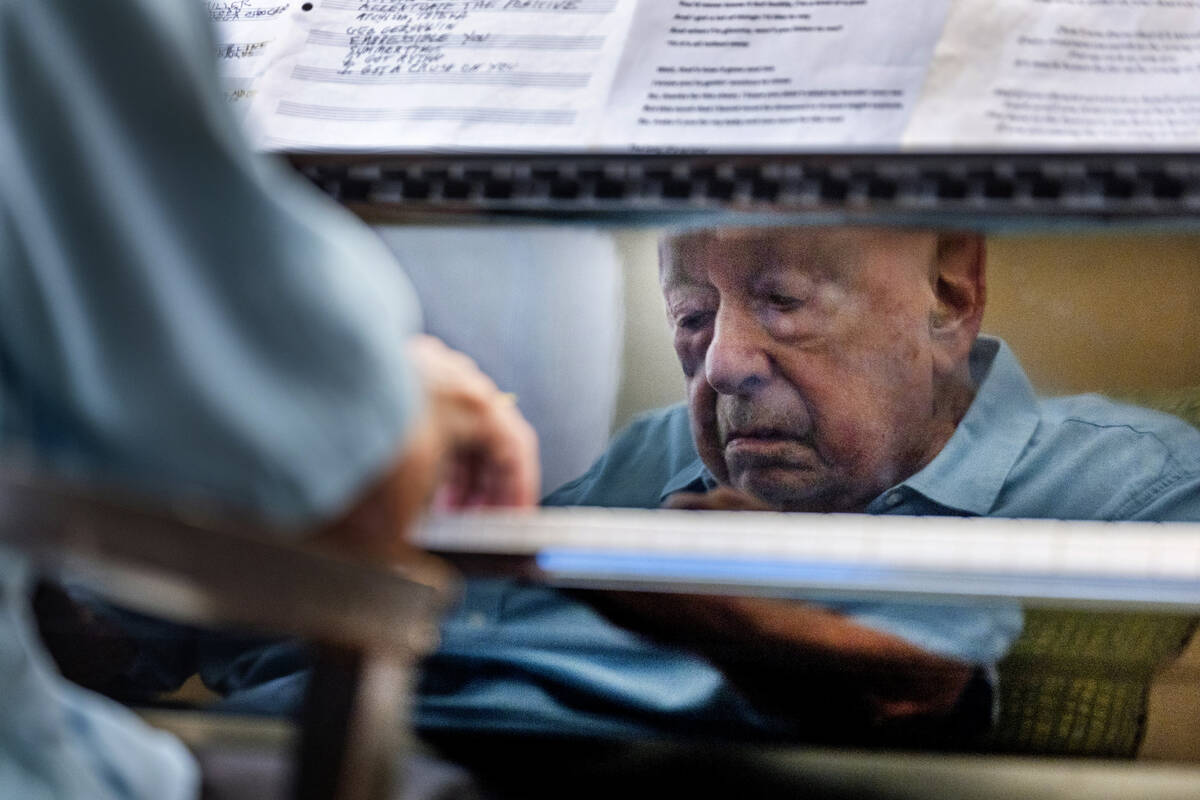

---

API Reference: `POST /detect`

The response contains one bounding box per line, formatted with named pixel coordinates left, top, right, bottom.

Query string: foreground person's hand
left=315, top=335, right=539, bottom=565
left=407, top=335, right=540, bottom=510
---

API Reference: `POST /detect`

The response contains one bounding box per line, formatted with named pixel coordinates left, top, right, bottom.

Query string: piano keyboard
left=416, top=509, right=1200, bottom=609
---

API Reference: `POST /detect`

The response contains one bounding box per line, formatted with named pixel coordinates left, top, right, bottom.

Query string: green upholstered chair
left=989, top=388, right=1200, bottom=757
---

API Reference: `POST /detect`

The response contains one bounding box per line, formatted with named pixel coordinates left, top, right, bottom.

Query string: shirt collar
left=659, top=457, right=714, bottom=504
left=656, top=336, right=1040, bottom=516
left=898, top=336, right=1041, bottom=516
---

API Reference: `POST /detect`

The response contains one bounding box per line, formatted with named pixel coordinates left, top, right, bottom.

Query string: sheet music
left=905, top=0, right=1200, bottom=148
left=207, top=1, right=296, bottom=117
left=238, top=0, right=639, bottom=151
left=211, top=1, right=1200, bottom=153
left=597, top=0, right=953, bottom=151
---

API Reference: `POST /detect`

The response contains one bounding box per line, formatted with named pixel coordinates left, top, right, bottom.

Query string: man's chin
left=730, top=467, right=840, bottom=513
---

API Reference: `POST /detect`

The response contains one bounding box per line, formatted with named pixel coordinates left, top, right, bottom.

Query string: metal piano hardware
left=293, top=152, right=1200, bottom=225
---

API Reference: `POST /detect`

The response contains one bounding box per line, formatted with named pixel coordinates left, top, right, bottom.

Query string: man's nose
left=704, top=307, right=771, bottom=395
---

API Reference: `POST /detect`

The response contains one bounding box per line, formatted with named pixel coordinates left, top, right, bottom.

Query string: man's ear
left=929, top=233, right=986, bottom=364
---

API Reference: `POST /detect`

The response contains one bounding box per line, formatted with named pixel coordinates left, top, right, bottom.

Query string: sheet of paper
left=596, top=0, right=953, bottom=151
left=207, top=1, right=297, bottom=118
left=240, top=0, right=639, bottom=152
left=904, top=0, right=1200, bottom=149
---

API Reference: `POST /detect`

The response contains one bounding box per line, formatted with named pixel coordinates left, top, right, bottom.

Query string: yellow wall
left=613, top=229, right=685, bottom=430
left=983, top=233, right=1200, bottom=395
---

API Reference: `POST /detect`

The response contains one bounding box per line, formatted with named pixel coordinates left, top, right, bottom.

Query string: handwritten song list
left=238, top=0, right=638, bottom=150
left=207, top=1, right=294, bottom=110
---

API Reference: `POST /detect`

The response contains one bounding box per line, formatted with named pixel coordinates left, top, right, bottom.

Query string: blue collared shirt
left=415, top=337, right=1200, bottom=739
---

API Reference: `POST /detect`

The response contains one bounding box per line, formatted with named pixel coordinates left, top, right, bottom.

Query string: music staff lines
left=323, top=0, right=619, bottom=13
left=291, top=64, right=589, bottom=86
left=308, top=29, right=605, bottom=50
left=276, top=100, right=576, bottom=123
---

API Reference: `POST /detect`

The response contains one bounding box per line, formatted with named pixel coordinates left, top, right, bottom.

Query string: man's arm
left=585, top=590, right=974, bottom=731
left=584, top=489, right=975, bottom=730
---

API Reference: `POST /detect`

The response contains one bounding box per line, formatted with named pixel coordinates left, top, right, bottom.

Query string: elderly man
left=81, top=225, right=1200, bottom=747
left=415, top=225, right=1200, bottom=744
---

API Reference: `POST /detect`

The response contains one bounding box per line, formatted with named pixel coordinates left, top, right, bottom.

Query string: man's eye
left=677, top=312, right=711, bottom=331
left=767, top=293, right=803, bottom=310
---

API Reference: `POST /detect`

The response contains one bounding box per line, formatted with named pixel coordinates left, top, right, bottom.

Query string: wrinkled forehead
left=658, top=226, right=934, bottom=290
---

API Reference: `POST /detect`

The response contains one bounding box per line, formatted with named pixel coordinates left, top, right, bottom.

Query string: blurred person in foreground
left=0, top=1, right=537, bottom=798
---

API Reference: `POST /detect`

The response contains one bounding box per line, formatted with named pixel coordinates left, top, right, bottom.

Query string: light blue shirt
left=414, top=337, right=1200, bottom=739
left=1, top=1, right=420, bottom=797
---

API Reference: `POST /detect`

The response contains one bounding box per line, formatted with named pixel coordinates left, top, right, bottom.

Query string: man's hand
left=663, top=486, right=773, bottom=511
left=315, top=335, right=539, bottom=566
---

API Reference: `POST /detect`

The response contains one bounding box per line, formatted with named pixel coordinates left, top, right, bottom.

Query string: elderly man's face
left=661, top=227, right=978, bottom=512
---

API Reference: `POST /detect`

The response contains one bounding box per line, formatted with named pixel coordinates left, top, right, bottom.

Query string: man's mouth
left=724, top=429, right=809, bottom=457
left=725, top=427, right=796, bottom=443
